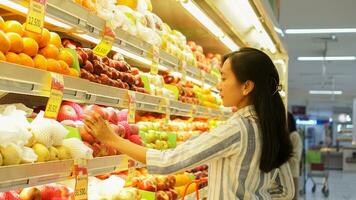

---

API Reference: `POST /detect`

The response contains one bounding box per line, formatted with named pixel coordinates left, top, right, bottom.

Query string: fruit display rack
left=0, top=62, right=230, bottom=119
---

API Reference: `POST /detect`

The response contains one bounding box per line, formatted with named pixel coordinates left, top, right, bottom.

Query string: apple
left=57, top=104, right=78, bottom=122
left=112, top=52, right=124, bottom=61
left=159, top=132, right=168, bottom=141
left=92, top=143, right=101, bottom=157
left=39, top=185, right=62, bottom=200
left=83, top=105, right=108, bottom=120
left=98, top=143, right=109, bottom=157
left=131, top=67, right=140, bottom=75
left=110, top=124, right=125, bottom=138
left=118, top=121, right=131, bottom=139
left=105, top=107, right=119, bottom=124
left=117, top=109, right=128, bottom=122
left=83, top=60, right=94, bottom=73
left=129, top=124, right=139, bottom=135
left=156, top=191, right=169, bottom=200
left=129, top=135, right=142, bottom=145
left=169, top=189, right=178, bottom=200
left=62, top=101, right=84, bottom=120
left=0, top=191, right=21, bottom=200
left=80, top=126, right=95, bottom=144
left=20, top=187, right=41, bottom=200
left=137, top=179, right=157, bottom=192
left=145, top=130, right=157, bottom=143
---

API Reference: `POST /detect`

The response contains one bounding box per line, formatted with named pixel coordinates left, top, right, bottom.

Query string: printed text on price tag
left=73, top=159, right=88, bottom=200
left=25, top=0, right=46, bottom=34
left=93, top=23, right=116, bottom=57
left=44, top=73, right=63, bottom=119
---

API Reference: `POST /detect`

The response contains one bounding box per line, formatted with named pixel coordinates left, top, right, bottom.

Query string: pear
left=55, top=146, right=72, bottom=160
left=49, top=146, right=59, bottom=161
left=32, top=143, right=50, bottom=162
left=0, top=144, right=22, bottom=165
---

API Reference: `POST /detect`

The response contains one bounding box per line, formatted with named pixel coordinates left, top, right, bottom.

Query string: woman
left=287, top=112, right=302, bottom=199
left=84, top=48, right=295, bottom=199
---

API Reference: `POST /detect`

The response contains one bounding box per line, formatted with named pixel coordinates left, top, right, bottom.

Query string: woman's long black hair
left=223, top=48, right=293, bottom=172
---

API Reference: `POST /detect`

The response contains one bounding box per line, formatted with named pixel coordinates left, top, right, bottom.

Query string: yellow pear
left=0, top=144, right=22, bottom=165
left=25, top=134, right=36, bottom=147
left=49, top=146, right=59, bottom=161
left=32, top=143, right=50, bottom=162
left=55, top=146, right=72, bottom=160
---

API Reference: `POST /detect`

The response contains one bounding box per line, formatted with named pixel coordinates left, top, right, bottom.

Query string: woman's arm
left=270, top=163, right=295, bottom=200
left=84, top=112, right=242, bottom=175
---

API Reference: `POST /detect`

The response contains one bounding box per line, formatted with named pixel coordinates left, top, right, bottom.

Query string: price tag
left=159, top=98, right=170, bottom=124
left=115, top=155, right=129, bottom=171
left=127, top=90, right=136, bottom=123
left=44, top=72, right=64, bottom=119
left=93, top=23, right=116, bottom=57
left=25, top=0, right=46, bottom=34
left=150, top=46, right=159, bottom=75
left=73, top=159, right=88, bottom=200
left=178, top=60, right=187, bottom=83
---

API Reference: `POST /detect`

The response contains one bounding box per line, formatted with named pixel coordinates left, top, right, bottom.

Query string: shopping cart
left=306, top=149, right=329, bottom=197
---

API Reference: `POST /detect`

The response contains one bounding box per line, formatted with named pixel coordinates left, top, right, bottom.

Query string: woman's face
left=219, top=59, right=254, bottom=108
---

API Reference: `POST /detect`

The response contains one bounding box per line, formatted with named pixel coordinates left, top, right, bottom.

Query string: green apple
left=146, top=131, right=157, bottom=143
left=159, top=132, right=168, bottom=141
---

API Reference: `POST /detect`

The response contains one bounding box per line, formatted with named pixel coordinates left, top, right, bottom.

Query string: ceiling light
left=298, top=56, right=356, bottom=61
left=285, top=28, right=356, bottom=34
left=274, top=26, right=285, bottom=37
left=180, top=0, right=224, bottom=38
left=309, top=90, right=343, bottom=95
left=0, top=0, right=71, bottom=29
left=219, top=36, right=240, bottom=51
left=274, top=59, right=285, bottom=65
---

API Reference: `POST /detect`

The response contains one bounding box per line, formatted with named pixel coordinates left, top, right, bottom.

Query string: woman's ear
left=242, top=80, right=255, bottom=96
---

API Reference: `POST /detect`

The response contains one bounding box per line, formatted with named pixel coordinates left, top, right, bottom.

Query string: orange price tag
left=25, top=0, right=46, bottom=34
left=150, top=46, right=159, bottom=75
left=127, top=90, right=136, bottom=123
left=73, top=159, right=88, bottom=200
left=44, top=73, right=64, bottom=119
left=93, top=23, right=116, bottom=57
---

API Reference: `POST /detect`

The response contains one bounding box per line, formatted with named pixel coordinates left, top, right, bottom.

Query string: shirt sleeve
left=270, top=163, right=295, bottom=200
left=146, top=119, right=242, bottom=175
left=288, top=132, right=303, bottom=177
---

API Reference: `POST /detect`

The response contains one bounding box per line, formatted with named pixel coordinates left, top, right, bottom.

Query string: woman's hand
left=84, top=112, right=118, bottom=146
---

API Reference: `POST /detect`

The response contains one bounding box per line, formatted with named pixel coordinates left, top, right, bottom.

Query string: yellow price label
left=93, top=36, right=114, bottom=57
left=150, top=46, right=159, bottom=75
left=25, top=0, right=46, bottom=34
left=44, top=73, right=63, bottom=119
left=127, top=90, right=136, bottom=123
left=73, top=159, right=88, bottom=200
left=115, top=156, right=129, bottom=171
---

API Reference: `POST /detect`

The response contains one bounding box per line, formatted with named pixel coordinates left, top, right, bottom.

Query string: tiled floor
left=298, top=170, right=356, bottom=200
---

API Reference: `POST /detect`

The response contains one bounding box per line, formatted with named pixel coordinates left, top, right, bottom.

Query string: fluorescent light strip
left=274, top=26, right=285, bottom=37
left=298, top=56, right=356, bottom=61
left=286, top=28, right=356, bottom=34
left=309, top=90, right=343, bottom=95
left=1, top=0, right=71, bottom=29
left=181, top=0, right=224, bottom=38
left=219, top=36, right=239, bottom=51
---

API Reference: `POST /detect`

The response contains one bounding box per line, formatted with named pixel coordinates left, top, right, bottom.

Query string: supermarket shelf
left=0, top=155, right=126, bottom=192
left=0, top=62, right=231, bottom=119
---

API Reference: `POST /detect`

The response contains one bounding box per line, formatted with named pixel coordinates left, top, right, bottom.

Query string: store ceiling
left=280, top=0, right=356, bottom=110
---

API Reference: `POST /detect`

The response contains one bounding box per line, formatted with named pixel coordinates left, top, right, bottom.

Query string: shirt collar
left=231, top=105, right=257, bottom=120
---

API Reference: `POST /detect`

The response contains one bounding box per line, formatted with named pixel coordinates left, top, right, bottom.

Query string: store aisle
left=299, top=170, right=356, bottom=200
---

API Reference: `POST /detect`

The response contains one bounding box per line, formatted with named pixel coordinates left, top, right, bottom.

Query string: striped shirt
left=146, top=105, right=294, bottom=199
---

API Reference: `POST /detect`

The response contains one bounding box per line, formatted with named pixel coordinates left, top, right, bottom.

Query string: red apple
left=39, top=186, right=62, bottom=200
left=129, top=135, right=142, bottom=145
left=129, top=124, right=139, bottom=135
left=83, top=105, right=108, bottom=120
left=137, top=179, right=157, bottom=192
left=62, top=101, right=84, bottom=120
left=117, top=109, right=128, bottom=122
left=0, top=191, right=21, bottom=200
left=131, top=67, right=140, bottom=75
left=92, top=143, right=101, bottom=157
left=80, top=126, right=95, bottom=144
left=156, top=191, right=169, bottom=200
left=112, top=52, right=124, bottom=61
left=118, top=121, right=131, bottom=139
left=105, top=107, right=119, bottom=124
left=57, top=104, right=78, bottom=122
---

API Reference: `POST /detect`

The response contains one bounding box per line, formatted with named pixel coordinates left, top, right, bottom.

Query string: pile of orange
left=0, top=17, right=79, bottom=77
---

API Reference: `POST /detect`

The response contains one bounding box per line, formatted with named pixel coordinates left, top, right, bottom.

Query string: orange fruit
left=0, top=30, right=10, bottom=53
left=3, top=20, right=23, bottom=36
left=23, top=25, right=42, bottom=43
left=58, top=60, right=70, bottom=75
left=19, top=53, right=34, bottom=67
left=69, top=68, right=79, bottom=77
left=7, top=32, right=24, bottom=53
left=22, top=37, right=39, bottom=57
left=39, top=28, right=50, bottom=48
left=5, top=52, right=21, bottom=64
left=0, top=16, right=4, bottom=30
left=49, top=32, right=62, bottom=48
left=58, top=50, right=73, bottom=66
left=33, top=54, right=47, bottom=70
left=0, top=51, right=5, bottom=61
left=39, top=44, right=59, bottom=59
left=47, top=58, right=61, bottom=73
